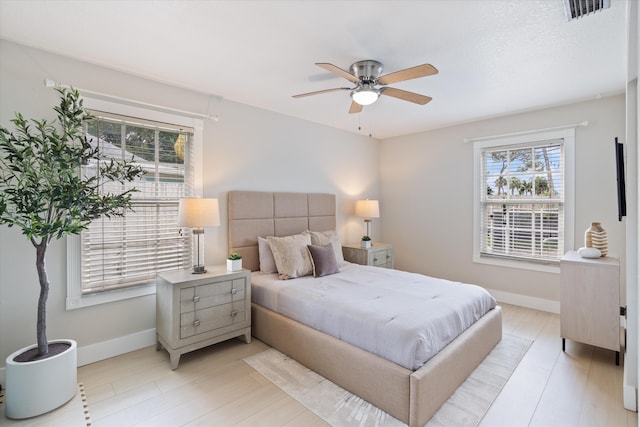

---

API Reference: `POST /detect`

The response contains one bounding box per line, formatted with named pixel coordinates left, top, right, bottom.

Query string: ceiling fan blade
left=316, top=63, right=360, bottom=84
left=348, top=101, right=363, bottom=114
left=381, top=87, right=432, bottom=105
left=378, top=64, right=438, bottom=85
left=292, top=87, right=351, bottom=98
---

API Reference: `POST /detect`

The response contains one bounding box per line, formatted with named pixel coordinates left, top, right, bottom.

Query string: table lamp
left=178, top=197, right=220, bottom=274
left=355, top=199, right=380, bottom=240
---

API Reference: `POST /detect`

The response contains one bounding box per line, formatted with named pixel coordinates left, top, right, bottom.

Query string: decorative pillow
left=258, top=236, right=277, bottom=274
left=308, top=230, right=344, bottom=266
left=267, top=233, right=313, bottom=279
left=307, top=243, right=339, bottom=277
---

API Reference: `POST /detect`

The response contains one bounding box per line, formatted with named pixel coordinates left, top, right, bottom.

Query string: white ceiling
left=0, top=0, right=628, bottom=139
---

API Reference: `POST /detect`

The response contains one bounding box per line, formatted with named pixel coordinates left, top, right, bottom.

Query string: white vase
left=361, top=241, right=371, bottom=248
left=227, top=258, right=242, bottom=271
left=5, top=339, right=77, bottom=419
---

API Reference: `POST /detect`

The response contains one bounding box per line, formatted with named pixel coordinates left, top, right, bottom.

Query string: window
left=67, top=98, right=203, bottom=309
left=473, top=128, right=575, bottom=271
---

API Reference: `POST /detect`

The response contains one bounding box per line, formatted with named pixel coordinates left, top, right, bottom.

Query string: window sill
left=66, top=281, right=156, bottom=310
left=473, top=255, right=560, bottom=274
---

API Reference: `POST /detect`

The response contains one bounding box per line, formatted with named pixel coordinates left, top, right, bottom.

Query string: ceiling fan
left=292, top=60, right=438, bottom=114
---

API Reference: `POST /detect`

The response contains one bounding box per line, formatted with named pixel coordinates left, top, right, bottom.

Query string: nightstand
left=560, top=251, right=620, bottom=364
left=156, top=266, right=251, bottom=369
left=342, top=243, right=394, bottom=269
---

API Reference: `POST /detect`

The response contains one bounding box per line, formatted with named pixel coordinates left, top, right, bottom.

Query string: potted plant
left=227, top=252, right=243, bottom=271
left=361, top=235, right=372, bottom=248
left=0, top=88, right=144, bottom=419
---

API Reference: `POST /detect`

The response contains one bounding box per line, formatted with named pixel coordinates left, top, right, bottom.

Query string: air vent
left=563, top=0, right=611, bottom=20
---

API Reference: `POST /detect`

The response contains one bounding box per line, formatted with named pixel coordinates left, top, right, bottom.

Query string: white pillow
left=258, top=236, right=277, bottom=274
left=267, top=233, right=313, bottom=279
left=308, top=230, right=344, bottom=266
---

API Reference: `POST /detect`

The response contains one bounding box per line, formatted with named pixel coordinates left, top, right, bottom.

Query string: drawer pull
left=231, top=288, right=238, bottom=295
left=193, top=295, right=200, bottom=303
left=373, top=258, right=378, bottom=262
left=193, top=319, right=200, bottom=327
left=231, top=310, right=238, bottom=317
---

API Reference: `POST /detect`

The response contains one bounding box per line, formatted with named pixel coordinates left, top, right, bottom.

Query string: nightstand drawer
left=180, top=300, right=247, bottom=339
left=179, top=278, right=247, bottom=313
left=370, top=248, right=393, bottom=267
left=342, top=243, right=394, bottom=269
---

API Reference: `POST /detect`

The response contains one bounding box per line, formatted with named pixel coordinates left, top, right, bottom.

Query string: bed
left=228, top=190, right=502, bottom=427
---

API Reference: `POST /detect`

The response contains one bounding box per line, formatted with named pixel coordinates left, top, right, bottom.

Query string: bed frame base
left=252, top=303, right=502, bottom=427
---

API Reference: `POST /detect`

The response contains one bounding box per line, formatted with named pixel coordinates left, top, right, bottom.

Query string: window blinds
left=479, top=139, right=565, bottom=263
left=81, top=114, right=194, bottom=294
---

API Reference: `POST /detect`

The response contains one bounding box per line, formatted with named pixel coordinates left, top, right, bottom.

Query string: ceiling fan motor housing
left=350, top=60, right=383, bottom=83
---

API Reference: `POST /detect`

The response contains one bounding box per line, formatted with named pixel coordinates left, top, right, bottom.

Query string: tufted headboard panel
left=228, top=191, right=336, bottom=271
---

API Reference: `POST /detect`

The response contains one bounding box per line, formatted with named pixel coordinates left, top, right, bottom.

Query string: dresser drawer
left=180, top=300, right=247, bottom=339
left=179, top=277, right=247, bottom=313
left=369, top=248, right=393, bottom=267
left=342, top=243, right=394, bottom=269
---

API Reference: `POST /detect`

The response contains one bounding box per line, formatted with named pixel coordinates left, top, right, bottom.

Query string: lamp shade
left=351, top=90, right=379, bottom=106
left=355, top=199, right=380, bottom=219
left=178, top=198, right=220, bottom=228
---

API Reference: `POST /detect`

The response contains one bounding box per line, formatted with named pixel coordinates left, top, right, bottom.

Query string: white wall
left=380, top=95, right=627, bottom=310
left=0, top=40, right=380, bottom=372
left=625, top=0, right=639, bottom=410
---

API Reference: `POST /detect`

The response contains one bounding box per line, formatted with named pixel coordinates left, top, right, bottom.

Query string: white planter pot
left=227, top=258, right=242, bottom=271
left=361, top=241, right=371, bottom=248
left=5, top=339, right=77, bottom=419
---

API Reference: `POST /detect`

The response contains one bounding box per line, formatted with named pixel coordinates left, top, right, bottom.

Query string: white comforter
left=251, top=262, right=496, bottom=370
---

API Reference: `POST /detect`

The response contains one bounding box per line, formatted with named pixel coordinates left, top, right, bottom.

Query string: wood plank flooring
left=3, top=303, right=637, bottom=426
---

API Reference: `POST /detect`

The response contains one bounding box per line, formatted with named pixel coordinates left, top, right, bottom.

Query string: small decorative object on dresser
left=156, top=266, right=251, bottom=369
left=584, top=221, right=608, bottom=256
left=343, top=242, right=394, bottom=268
left=227, top=252, right=242, bottom=271
left=577, top=246, right=601, bottom=258
left=360, top=235, right=372, bottom=248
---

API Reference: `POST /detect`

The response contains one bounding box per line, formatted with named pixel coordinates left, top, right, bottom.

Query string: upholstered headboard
left=228, top=191, right=337, bottom=271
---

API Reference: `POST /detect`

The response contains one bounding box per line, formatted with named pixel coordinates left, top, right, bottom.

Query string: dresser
left=342, top=243, right=394, bottom=268
left=560, top=251, right=620, bottom=364
left=156, top=266, right=251, bottom=369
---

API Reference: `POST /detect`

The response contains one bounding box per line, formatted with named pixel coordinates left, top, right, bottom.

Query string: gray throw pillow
left=307, top=243, right=340, bottom=277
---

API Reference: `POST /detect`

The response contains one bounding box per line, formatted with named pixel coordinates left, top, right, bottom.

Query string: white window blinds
left=479, top=139, right=565, bottom=263
left=80, top=112, right=194, bottom=293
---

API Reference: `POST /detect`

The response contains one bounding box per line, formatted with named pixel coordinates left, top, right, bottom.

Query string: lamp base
left=191, top=265, right=207, bottom=274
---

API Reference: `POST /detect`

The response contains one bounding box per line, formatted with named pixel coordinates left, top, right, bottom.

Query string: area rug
left=0, top=383, right=91, bottom=426
left=244, top=333, right=531, bottom=427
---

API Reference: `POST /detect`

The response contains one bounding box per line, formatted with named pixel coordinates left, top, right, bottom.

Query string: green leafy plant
left=0, top=88, right=145, bottom=359
left=361, top=235, right=371, bottom=241
left=228, top=252, right=242, bottom=260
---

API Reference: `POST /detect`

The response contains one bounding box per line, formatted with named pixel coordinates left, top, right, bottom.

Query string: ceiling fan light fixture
left=351, top=88, right=379, bottom=106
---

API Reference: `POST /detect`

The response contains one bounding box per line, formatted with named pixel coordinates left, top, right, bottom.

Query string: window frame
left=472, top=127, right=575, bottom=273
left=66, top=97, right=204, bottom=310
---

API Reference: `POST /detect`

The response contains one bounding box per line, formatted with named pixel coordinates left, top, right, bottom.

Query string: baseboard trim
left=624, top=361, right=638, bottom=411
left=487, top=288, right=560, bottom=314
left=77, top=328, right=156, bottom=367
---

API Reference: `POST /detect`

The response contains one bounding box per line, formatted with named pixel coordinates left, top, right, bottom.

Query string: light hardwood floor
left=2, top=303, right=637, bottom=426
